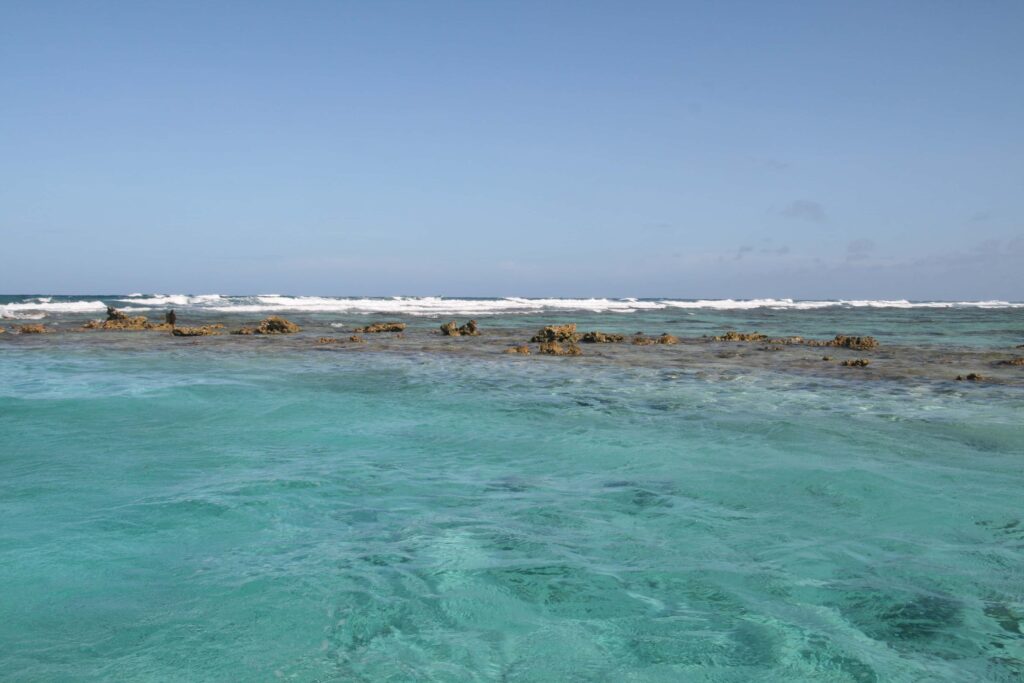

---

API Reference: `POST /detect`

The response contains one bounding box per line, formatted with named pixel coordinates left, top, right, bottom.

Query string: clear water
left=1, top=302, right=1023, bottom=681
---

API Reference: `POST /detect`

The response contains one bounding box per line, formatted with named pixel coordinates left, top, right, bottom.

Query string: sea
left=1, top=295, right=1022, bottom=681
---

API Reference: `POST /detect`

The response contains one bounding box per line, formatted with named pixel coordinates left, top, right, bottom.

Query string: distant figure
left=165, top=309, right=177, bottom=327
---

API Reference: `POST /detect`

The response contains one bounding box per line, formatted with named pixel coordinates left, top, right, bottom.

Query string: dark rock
left=531, top=324, right=579, bottom=343
left=172, top=326, right=222, bottom=337
left=353, top=322, right=406, bottom=333
left=504, top=344, right=530, bottom=355
left=811, top=335, right=879, bottom=350
left=17, top=324, right=49, bottom=334
left=957, top=373, right=985, bottom=381
left=841, top=359, right=871, bottom=367
left=106, top=306, right=128, bottom=321
left=538, top=340, right=582, bottom=356
left=714, top=331, right=767, bottom=342
left=233, top=316, right=301, bottom=335
left=580, top=331, right=625, bottom=343
left=440, top=320, right=480, bottom=336
left=822, top=356, right=832, bottom=361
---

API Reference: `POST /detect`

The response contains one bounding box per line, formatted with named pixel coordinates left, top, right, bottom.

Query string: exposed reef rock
left=998, top=357, right=1024, bottom=366
left=580, top=331, right=625, bottom=343
left=815, top=335, right=879, bottom=350
left=171, top=325, right=222, bottom=337
left=538, top=340, right=582, bottom=356
left=657, top=333, right=680, bottom=345
left=957, top=373, right=985, bottom=381
left=440, top=320, right=480, bottom=336
left=354, top=322, right=406, bottom=334
left=233, top=316, right=301, bottom=335
left=841, top=359, right=871, bottom=367
left=632, top=336, right=656, bottom=346
left=317, top=337, right=339, bottom=344
left=531, top=324, right=579, bottom=344
left=349, top=335, right=366, bottom=343
left=631, top=333, right=679, bottom=346
left=17, top=324, right=49, bottom=334
left=715, top=331, right=768, bottom=342
left=504, top=344, right=531, bottom=355
left=83, top=316, right=152, bottom=330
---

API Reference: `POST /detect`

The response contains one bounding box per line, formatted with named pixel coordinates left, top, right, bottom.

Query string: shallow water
left=2, top=301, right=1024, bottom=680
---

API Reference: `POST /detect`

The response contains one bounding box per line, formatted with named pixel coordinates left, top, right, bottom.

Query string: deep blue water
left=1, top=299, right=1023, bottom=681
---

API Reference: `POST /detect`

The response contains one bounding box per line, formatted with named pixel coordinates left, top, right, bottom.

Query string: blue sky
left=2, top=1, right=1022, bottom=298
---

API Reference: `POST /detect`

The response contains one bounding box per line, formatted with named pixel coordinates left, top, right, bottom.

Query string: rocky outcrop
left=998, top=357, right=1024, bottom=366
left=83, top=316, right=151, bottom=330
left=810, top=335, right=879, bottom=350
left=317, top=337, right=339, bottom=344
left=580, top=331, right=624, bottom=343
left=632, top=336, right=656, bottom=346
left=841, top=359, right=871, bottom=367
left=957, top=373, right=985, bottom=381
left=714, top=331, right=767, bottom=342
left=17, top=324, right=49, bottom=334
left=531, top=324, right=579, bottom=343
left=106, top=306, right=128, bottom=321
left=233, top=316, right=301, bottom=335
left=354, top=322, right=406, bottom=333
left=538, top=340, right=582, bottom=356
left=657, top=333, right=680, bottom=345
left=349, top=335, right=366, bottom=343
left=631, top=333, right=679, bottom=346
left=504, top=344, right=531, bottom=355
left=440, top=320, right=480, bottom=336
left=171, top=326, right=222, bottom=337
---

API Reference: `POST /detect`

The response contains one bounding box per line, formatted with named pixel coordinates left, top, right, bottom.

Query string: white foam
left=0, top=299, right=108, bottom=318
left=113, top=294, right=224, bottom=306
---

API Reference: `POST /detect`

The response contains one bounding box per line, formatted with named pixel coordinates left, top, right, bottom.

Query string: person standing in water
left=165, top=309, right=176, bottom=327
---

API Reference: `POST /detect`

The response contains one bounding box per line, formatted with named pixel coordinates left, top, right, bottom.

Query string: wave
left=0, top=299, right=107, bottom=318
left=3, top=295, right=1022, bottom=318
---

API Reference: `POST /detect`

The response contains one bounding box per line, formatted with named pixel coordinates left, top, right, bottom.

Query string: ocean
left=1, top=295, right=1022, bottom=681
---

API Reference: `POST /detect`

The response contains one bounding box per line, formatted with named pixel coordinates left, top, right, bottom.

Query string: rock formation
left=841, top=359, right=871, bottom=367
left=233, top=316, right=301, bottom=335
left=440, top=320, right=480, bottom=336
left=17, top=324, right=49, bottom=334
left=531, top=324, right=579, bottom=343
left=538, top=340, right=582, bottom=356
left=714, top=331, right=768, bottom=342
left=171, top=326, right=222, bottom=337
left=580, top=331, right=625, bottom=343
left=353, top=322, right=406, bottom=333
left=504, top=344, right=531, bottom=355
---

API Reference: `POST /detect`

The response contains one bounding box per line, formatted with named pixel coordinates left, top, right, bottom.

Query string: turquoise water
left=2, top=303, right=1024, bottom=680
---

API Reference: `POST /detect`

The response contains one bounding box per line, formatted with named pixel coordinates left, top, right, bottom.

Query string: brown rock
left=580, top=331, right=625, bottom=343
left=841, top=359, right=871, bottom=367
left=172, top=326, right=222, bottom=337
left=822, top=356, right=832, bottom=361
left=998, top=357, right=1024, bottom=366
left=233, top=316, right=301, bottom=335
left=83, top=316, right=152, bottom=330
left=811, top=334, right=879, bottom=350
left=349, top=335, right=365, bottom=343
left=957, top=373, right=985, bottom=381
left=504, top=344, right=531, bottom=355
left=17, top=324, right=49, bottom=334
left=657, top=333, right=680, bottom=345
left=631, top=336, right=656, bottom=346
left=354, top=321, right=406, bottom=333
left=714, top=331, right=767, bottom=342
left=440, top=320, right=480, bottom=336
left=538, top=340, right=582, bottom=356
left=317, top=337, right=339, bottom=344
left=530, top=324, right=579, bottom=343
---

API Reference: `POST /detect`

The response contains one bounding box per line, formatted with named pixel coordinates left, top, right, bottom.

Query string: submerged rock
left=957, top=373, right=985, bottom=381
left=841, top=359, right=871, bottom=367
left=631, top=336, right=656, bottom=346
left=317, top=337, right=339, bottom=344
left=17, top=324, right=49, bottom=334
left=580, top=331, right=625, bottom=343
left=440, top=320, right=480, bottom=336
left=354, top=322, right=406, bottom=333
left=504, top=344, right=531, bottom=355
left=349, top=335, right=366, bottom=343
left=538, top=340, right=582, bottom=356
left=530, top=324, right=579, bottom=343
left=233, top=316, right=301, bottom=335
left=714, top=331, right=768, bottom=342
left=998, top=357, right=1024, bottom=366
left=657, top=333, right=680, bottom=345
left=171, top=325, right=222, bottom=337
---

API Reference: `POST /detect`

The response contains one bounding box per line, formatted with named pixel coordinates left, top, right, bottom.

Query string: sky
left=2, top=1, right=1022, bottom=298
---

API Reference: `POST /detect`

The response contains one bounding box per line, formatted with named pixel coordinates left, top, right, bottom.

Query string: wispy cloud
left=780, top=200, right=827, bottom=224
